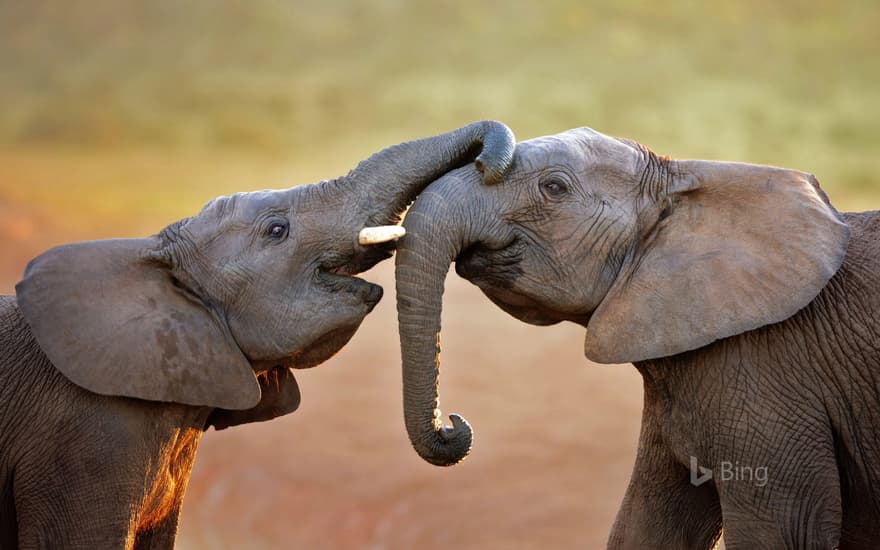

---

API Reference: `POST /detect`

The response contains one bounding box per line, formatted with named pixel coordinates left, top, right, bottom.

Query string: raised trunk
left=395, top=167, right=484, bottom=466
left=337, top=121, right=514, bottom=226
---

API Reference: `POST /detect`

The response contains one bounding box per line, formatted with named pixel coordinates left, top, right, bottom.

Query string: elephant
left=394, top=126, right=880, bottom=549
left=0, top=121, right=515, bottom=549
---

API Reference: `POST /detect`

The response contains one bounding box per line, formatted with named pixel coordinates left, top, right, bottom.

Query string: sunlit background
left=1, top=1, right=878, bottom=548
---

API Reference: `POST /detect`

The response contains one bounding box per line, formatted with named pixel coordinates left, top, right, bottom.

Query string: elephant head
left=396, top=127, right=850, bottom=466
left=15, top=121, right=514, bottom=428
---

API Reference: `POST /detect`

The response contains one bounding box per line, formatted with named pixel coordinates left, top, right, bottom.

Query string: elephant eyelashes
left=539, top=177, right=569, bottom=199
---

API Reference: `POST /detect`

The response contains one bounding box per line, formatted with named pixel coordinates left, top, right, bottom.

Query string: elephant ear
left=15, top=238, right=261, bottom=409
left=584, top=161, right=850, bottom=364
left=206, top=366, right=301, bottom=430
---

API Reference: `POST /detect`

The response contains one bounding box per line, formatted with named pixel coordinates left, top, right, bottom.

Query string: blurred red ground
left=179, top=264, right=644, bottom=549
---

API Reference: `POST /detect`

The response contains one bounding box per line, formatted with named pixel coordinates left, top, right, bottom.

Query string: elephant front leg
left=608, top=429, right=723, bottom=549
left=15, top=482, right=139, bottom=550
left=717, top=444, right=842, bottom=550
left=133, top=503, right=185, bottom=550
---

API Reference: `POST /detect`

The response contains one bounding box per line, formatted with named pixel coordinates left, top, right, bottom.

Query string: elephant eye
left=540, top=177, right=569, bottom=198
left=266, top=219, right=289, bottom=240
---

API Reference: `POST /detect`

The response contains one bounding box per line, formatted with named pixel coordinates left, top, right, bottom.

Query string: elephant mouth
left=316, top=245, right=393, bottom=306
left=317, top=269, right=384, bottom=307
left=455, top=241, right=584, bottom=327
left=455, top=238, right=524, bottom=289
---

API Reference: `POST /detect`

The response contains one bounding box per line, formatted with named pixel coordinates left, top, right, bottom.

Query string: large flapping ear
left=584, top=161, right=850, bottom=364
left=206, top=366, right=301, bottom=430
left=15, top=238, right=260, bottom=409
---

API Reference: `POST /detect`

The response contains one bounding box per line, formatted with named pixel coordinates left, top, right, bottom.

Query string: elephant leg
left=0, top=480, right=18, bottom=549
left=15, top=490, right=135, bottom=549
left=608, top=423, right=723, bottom=549
left=718, top=445, right=842, bottom=549
left=13, top=453, right=141, bottom=549
left=133, top=503, right=184, bottom=550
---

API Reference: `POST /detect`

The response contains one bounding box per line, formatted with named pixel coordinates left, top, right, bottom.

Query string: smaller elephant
left=0, top=121, right=514, bottom=549
left=395, top=127, right=880, bottom=549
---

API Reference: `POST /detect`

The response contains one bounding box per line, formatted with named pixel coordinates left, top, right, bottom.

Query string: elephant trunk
left=395, top=167, right=484, bottom=466
left=335, top=121, right=514, bottom=227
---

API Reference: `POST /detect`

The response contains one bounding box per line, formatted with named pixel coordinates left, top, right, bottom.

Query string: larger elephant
left=395, top=127, right=880, bottom=549
left=0, top=121, right=514, bottom=549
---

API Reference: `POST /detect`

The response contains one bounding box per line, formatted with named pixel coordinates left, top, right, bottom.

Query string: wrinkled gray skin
left=0, top=121, right=515, bottom=549
left=396, top=127, right=880, bottom=549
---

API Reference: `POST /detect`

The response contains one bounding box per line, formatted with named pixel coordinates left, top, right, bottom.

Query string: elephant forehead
left=514, top=135, right=582, bottom=171
left=198, top=189, right=295, bottom=222
left=515, top=128, right=643, bottom=175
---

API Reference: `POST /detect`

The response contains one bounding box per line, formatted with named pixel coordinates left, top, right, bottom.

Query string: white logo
left=690, top=456, right=713, bottom=487
left=689, top=456, right=769, bottom=487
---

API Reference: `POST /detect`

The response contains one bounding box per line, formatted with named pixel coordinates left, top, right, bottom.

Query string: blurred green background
left=3, top=0, right=878, bottom=283
left=2, top=0, right=878, bottom=189
left=1, top=1, right=877, bottom=548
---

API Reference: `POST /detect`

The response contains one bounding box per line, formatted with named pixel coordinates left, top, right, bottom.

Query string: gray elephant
left=394, top=127, right=879, bottom=549
left=0, top=121, right=514, bottom=549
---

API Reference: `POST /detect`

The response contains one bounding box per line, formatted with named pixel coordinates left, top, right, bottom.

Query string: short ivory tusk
left=358, top=225, right=406, bottom=245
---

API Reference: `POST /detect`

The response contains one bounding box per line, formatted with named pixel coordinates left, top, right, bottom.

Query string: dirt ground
left=1, top=150, right=647, bottom=549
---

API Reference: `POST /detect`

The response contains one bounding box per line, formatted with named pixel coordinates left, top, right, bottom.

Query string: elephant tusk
left=358, top=225, right=406, bottom=245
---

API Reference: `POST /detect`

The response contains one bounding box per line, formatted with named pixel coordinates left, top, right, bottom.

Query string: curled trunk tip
left=474, top=121, right=516, bottom=185
left=412, top=413, right=473, bottom=467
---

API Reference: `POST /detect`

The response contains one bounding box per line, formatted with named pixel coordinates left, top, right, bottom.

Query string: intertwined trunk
left=395, top=167, right=485, bottom=466
left=328, top=121, right=514, bottom=227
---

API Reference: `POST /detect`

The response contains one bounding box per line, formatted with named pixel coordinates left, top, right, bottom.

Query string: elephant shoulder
left=769, top=211, right=880, bottom=362
left=0, top=295, right=94, bottom=425
left=0, top=294, right=46, bottom=371
left=835, top=212, right=880, bottom=297
left=842, top=211, right=880, bottom=263
left=0, top=294, right=22, bottom=328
